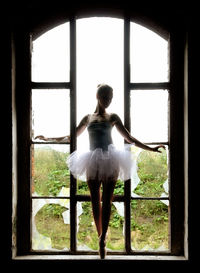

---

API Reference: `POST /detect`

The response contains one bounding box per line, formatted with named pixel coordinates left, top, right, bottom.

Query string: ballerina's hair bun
left=96, top=84, right=113, bottom=94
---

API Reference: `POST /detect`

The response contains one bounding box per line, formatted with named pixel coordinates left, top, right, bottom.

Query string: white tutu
left=67, top=144, right=136, bottom=182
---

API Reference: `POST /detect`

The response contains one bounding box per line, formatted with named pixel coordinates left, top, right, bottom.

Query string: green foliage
left=77, top=202, right=124, bottom=250
left=134, top=149, right=168, bottom=197
left=47, top=169, right=69, bottom=196
left=77, top=180, right=90, bottom=195
left=38, top=203, right=67, bottom=218
left=109, top=211, right=123, bottom=228
left=33, top=147, right=70, bottom=196
left=33, top=146, right=169, bottom=250
left=131, top=200, right=169, bottom=249
left=113, top=179, right=124, bottom=195
left=35, top=203, right=70, bottom=249
left=77, top=202, right=99, bottom=250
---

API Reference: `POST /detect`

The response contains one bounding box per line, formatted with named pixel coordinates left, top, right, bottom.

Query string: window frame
left=12, top=15, right=188, bottom=260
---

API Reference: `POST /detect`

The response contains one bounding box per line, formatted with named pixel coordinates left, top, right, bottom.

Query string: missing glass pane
left=32, top=199, right=70, bottom=251
left=77, top=202, right=124, bottom=251
left=131, top=146, right=169, bottom=199
left=131, top=200, right=169, bottom=251
left=31, top=144, right=70, bottom=197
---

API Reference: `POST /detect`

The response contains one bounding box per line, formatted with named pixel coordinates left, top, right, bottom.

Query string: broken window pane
left=77, top=202, right=98, bottom=251
left=77, top=202, right=124, bottom=251
left=131, top=146, right=169, bottom=198
left=31, top=144, right=70, bottom=197
left=32, top=199, right=70, bottom=251
left=131, top=200, right=169, bottom=251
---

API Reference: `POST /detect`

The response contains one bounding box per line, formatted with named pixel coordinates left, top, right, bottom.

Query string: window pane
left=32, top=199, right=70, bottom=251
left=130, top=23, right=168, bottom=83
left=32, top=23, right=70, bottom=82
left=77, top=202, right=98, bottom=251
left=131, top=200, right=169, bottom=251
left=77, top=202, right=124, bottom=251
left=76, top=17, right=124, bottom=150
left=32, top=89, right=70, bottom=138
left=131, top=146, right=169, bottom=199
left=130, top=90, right=168, bottom=142
left=31, top=144, right=70, bottom=197
left=108, top=202, right=125, bottom=251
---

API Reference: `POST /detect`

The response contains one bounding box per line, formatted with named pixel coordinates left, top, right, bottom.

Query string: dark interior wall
left=5, top=1, right=190, bottom=38
left=3, top=0, right=195, bottom=268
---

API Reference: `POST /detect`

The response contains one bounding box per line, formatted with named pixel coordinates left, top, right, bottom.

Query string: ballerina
left=35, top=83, right=165, bottom=259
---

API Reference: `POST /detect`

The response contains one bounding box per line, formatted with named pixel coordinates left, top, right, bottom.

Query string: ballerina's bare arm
left=112, top=114, right=165, bottom=153
left=34, top=135, right=70, bottom=142
left=76, top=114, right=90, bottom=137
left=34, top=115, right=89, bottom=142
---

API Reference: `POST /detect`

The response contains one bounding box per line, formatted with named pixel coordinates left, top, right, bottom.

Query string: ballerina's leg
left=98, top=176, right=117, bottom=259
left=87, top=178, right=102, bottom=237
left=101, top=177, right=117, bottom=240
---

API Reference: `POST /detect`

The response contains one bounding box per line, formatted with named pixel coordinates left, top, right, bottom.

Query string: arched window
left=12, top=14, right=188, bottom=260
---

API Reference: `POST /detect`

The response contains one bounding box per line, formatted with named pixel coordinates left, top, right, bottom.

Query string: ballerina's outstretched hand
left=34, top=135, right=70, bottom=143
left=151, top=145, right=166, bottom=153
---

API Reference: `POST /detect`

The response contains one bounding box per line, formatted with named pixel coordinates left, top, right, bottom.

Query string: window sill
left=13, top=254, right=188, bottom=261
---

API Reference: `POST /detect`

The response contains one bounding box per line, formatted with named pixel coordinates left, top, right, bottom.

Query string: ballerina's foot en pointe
left=99, top=235, right=106, bottom=259
left=34, top=84, right=165, bottom=259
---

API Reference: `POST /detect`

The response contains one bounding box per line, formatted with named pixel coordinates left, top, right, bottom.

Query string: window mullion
left=31, top=82, right=70, bottom=89
left=70, top=16, right=77, bottom=254
left=129, top=82, right=170, bottom=90
left=124, top=17, right=131, bottom=254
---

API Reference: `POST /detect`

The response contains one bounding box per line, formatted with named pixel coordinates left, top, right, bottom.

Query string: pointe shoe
left=99, top=235, right=106, bottom=259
